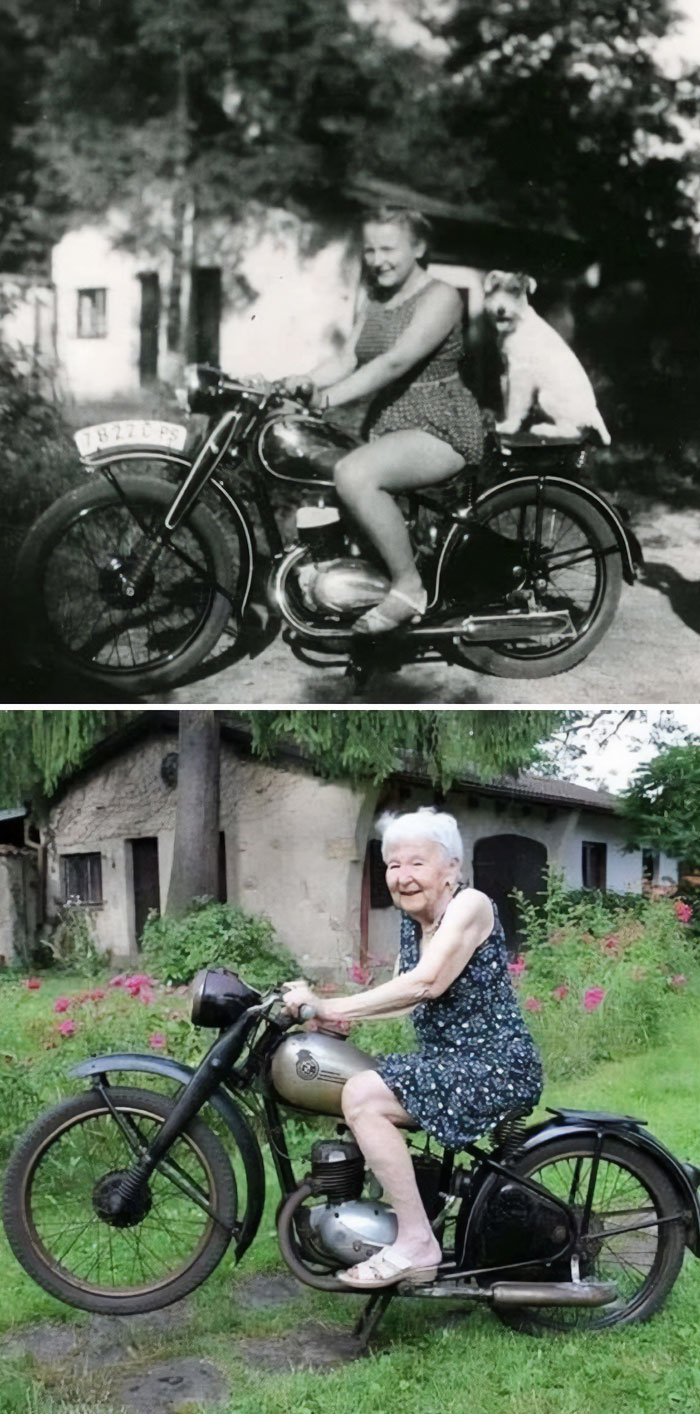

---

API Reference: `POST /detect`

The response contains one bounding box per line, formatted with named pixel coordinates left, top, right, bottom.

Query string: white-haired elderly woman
left=283, top=807, right=543, bottom=1290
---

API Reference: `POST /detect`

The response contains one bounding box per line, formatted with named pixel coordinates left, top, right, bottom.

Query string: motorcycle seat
left=547, top=1106, right=648, bottom=1128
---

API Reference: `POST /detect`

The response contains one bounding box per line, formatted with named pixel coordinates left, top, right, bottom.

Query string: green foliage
left=0, top=708, right=131, bottom=809
left=620, top=742, right=700, bottom=867
left=512, top=874, right=699, bottom=1080
left=246, top=709, right=564, bottom=788
left=42, top=903, right=103, bottom=976
left=141, top=899, right=296, bottom=989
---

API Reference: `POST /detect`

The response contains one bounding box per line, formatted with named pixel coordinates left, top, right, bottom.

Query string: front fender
left=504, top=1117, right=700, bottom=1256
left=70, top=1053, right=265, bottom=1261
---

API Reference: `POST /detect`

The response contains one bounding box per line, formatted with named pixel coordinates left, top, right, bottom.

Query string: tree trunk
left=166, top=710, right=220, bottom=917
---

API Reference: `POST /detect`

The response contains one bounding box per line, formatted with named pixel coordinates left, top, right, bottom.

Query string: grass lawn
left=1, top=980, right=699, bottom=1414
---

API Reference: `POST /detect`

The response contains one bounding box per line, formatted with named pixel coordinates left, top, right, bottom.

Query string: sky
left=541, top=709, right=700, bottom=793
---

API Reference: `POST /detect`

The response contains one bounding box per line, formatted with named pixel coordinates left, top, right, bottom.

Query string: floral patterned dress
left=377, top=900, right=543, bottom=1149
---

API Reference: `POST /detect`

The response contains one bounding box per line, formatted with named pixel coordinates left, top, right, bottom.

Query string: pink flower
left=551, top=984, right=570, bottom=1001
left=148, top=1033, right=167, bottom=1049
left=125, top=973, right=157, bottom=998
left=674, top=901, right=693, bottom=924
left=669, top=974, right=687, bottom=990
left=53, top=997, right=71, bottom=1013
left=507, top=954, right=527, bottom=975
left=601, top=934, right=620, bottom=955
left=348, top=962, right=374, bottom=986
left=138, top=986, right=154, bottom=1005
left=524, top=996, right=543, bottom=1012
left=57, top=1019, right=76, bottom=1037
left=583, top=987, right=606, bottom=1012
left=109, top=975, right=125, bottom=988
left=88, top=989, right=105, bottom=1000
left=25, top=977, right=41, bottom=990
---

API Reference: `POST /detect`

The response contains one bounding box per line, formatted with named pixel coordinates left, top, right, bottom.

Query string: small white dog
left=484, top=270, right=610, bottom=444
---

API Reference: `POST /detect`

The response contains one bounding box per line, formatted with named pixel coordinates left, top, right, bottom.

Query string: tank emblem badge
left=296, top=1048, right=320, bottom=1081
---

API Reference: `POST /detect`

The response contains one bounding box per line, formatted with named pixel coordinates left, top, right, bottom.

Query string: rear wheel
left=450, top=484, right=623, bottom=677
left=17, top=470, right=249, bottom=694
left=490, top=1135, right=686, bottom=1332
left=2, top=1087, right=237, bottom=1314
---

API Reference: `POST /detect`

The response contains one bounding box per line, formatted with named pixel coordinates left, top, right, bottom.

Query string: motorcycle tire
left=2, top=1087, right=237, bottom=1315
left=487, top=1134, right=686, bottom=1333
left=450, top=483, right=623, bottom=677
left=16, top=472, right=249, bottom=695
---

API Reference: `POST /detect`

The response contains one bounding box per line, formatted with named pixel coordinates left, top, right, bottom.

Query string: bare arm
left=286, top=307, right=367, bottom=391
left=292, top=889, right=494, bottom=1024
left=324, top=283, right=462, bottom=409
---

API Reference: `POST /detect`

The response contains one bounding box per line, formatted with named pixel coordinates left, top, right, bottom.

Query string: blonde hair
left=377, top=807, right=463, bottom=865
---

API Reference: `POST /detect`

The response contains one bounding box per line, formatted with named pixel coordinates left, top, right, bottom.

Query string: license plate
left=74, top=420, right=188, bottom=458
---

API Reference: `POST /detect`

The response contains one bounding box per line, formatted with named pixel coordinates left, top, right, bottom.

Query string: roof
left=48, top=712, right=619, bottom=817
left=0, top=807, right=27, bottom=821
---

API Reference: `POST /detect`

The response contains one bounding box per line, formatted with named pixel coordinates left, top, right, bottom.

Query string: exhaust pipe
left=490, top=1280, right=617, bottom=1308
left=411, top=610, right=576, bottom=642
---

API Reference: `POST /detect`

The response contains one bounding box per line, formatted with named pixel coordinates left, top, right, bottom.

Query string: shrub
left=0, top=341, right=84, bottom=526
left=512, top=873, right=700, bottom=1081
left=141, top=900, right=296, bottom=989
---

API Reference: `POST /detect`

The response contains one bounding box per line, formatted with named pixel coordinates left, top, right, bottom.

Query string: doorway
left=473, top=834, right=548, bottom=951
left=138, top=273, right=160, bottom=384
left=129, top=837, right=161, bottom=949
left=187, top=267, right=222, bottom=365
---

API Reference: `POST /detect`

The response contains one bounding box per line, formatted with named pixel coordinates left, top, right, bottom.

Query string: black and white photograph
left=1, top=0, right=700, bottom=704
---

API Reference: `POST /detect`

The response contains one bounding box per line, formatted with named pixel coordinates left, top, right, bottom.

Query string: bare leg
left=334, top=429, right=464, bottom=601
left=341, top=1070, right=442, bottom=1269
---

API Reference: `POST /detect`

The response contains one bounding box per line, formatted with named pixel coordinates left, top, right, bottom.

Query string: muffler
left=411, top=610, right=576, bottom=642
left=490, top=1280, right=617, bottom=1308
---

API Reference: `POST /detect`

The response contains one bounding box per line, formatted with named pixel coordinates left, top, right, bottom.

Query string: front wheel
left=2, top=1087, right=237, bottom=1314
left=450, top=484, right=623, bottom=677
left=16, top=471, right=250, bottom=694
left=492, top=1135, right=686, bottom=1333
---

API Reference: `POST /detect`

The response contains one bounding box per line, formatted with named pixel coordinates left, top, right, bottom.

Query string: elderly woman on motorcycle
left=283, top=206, right=484, bottom=634
left=282, top=807, right=543, bottom=1290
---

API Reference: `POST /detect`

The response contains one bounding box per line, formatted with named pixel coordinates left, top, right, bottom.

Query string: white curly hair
left=377, top=807, right=464, bottom=866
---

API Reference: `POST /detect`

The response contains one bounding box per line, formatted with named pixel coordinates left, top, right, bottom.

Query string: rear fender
left=70, top=1053, right=265, bottom=1260
left=498, top=1117, right=700, bottom=1256
left=474, top=474, right=640, bottom=584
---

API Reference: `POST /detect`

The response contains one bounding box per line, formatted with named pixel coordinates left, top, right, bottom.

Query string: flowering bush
left=512, top=873, right=700, bottom=1080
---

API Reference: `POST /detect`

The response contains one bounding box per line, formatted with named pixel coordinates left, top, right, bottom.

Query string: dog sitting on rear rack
left=484, top=270, right=610, bottom=445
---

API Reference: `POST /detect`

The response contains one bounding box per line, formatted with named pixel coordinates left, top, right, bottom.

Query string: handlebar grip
left=298, top=1003, right=317, bottom=1021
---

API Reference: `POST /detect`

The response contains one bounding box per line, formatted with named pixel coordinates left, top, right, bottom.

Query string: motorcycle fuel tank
left=257, top=414, right=359, bottom=486
left=269, top=1031, right=377, bottom=1114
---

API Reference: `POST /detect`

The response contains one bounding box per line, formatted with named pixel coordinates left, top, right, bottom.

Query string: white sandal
left=353, top=587, right=428, bottom=636
left=336, top=1245, right=439, bottom=1289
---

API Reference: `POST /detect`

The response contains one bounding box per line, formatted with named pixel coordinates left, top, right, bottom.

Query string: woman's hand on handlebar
left=278, top=375, right=327, bottom=410
left=280, top=978, right=318, bottom=1018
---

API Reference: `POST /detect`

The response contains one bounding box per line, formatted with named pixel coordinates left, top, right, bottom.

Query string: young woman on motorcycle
left=282, top=807, right=543, bottom=1289
left=283, top=207, right=484, bottom=633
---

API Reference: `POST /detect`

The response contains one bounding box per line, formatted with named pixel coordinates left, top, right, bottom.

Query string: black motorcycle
left=16, top=364, right=639, bottom=696
left=3, top=969, right=698, bottom=1349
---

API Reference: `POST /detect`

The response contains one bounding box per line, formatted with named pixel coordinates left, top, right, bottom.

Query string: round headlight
left=190, top=967, right=261, bottom=1028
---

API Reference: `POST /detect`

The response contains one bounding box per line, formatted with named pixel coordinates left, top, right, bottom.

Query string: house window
left=77, top=288, right=107, bottom=338
left=61, top=852, right=103, bottom=904
left=367, top=838, right=392, bottom=909
left=582, top=841, right=607, bottom=891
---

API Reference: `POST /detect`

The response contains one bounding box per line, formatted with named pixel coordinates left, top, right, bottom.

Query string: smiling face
left=362, top=220, right=425, bottom=295
left=384, top=835, right=459, bottom=926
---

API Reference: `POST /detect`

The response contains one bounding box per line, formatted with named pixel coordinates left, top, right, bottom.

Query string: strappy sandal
left=352, top=587, right=427, bottom=636
left=336, top=1245, right=439, bottom=1289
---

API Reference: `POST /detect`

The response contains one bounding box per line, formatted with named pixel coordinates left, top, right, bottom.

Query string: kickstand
left=352, top=1289, right=395, bottom=1354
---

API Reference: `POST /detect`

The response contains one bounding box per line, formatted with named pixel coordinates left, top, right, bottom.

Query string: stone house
left=0, top=715, right=675, bottom=975
left=0, top=177, right=593, bottom=407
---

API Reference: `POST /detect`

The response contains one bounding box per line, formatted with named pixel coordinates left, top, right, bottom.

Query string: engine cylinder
left=310, top=1139, right=365, bottom=1200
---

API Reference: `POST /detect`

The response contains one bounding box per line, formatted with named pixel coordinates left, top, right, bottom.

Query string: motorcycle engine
left=304, top=1139, right=398, bottom=1264
left=296, top=558, right=390, bottom=616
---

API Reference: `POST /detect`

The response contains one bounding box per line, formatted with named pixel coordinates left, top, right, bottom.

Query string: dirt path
left=158, top=501, right=700, bottom=706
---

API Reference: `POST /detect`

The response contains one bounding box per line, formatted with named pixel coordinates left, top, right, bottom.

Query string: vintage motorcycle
left=15, top=363, right=640, bottom=696
left=3, top=968, right=698, bottom=1349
